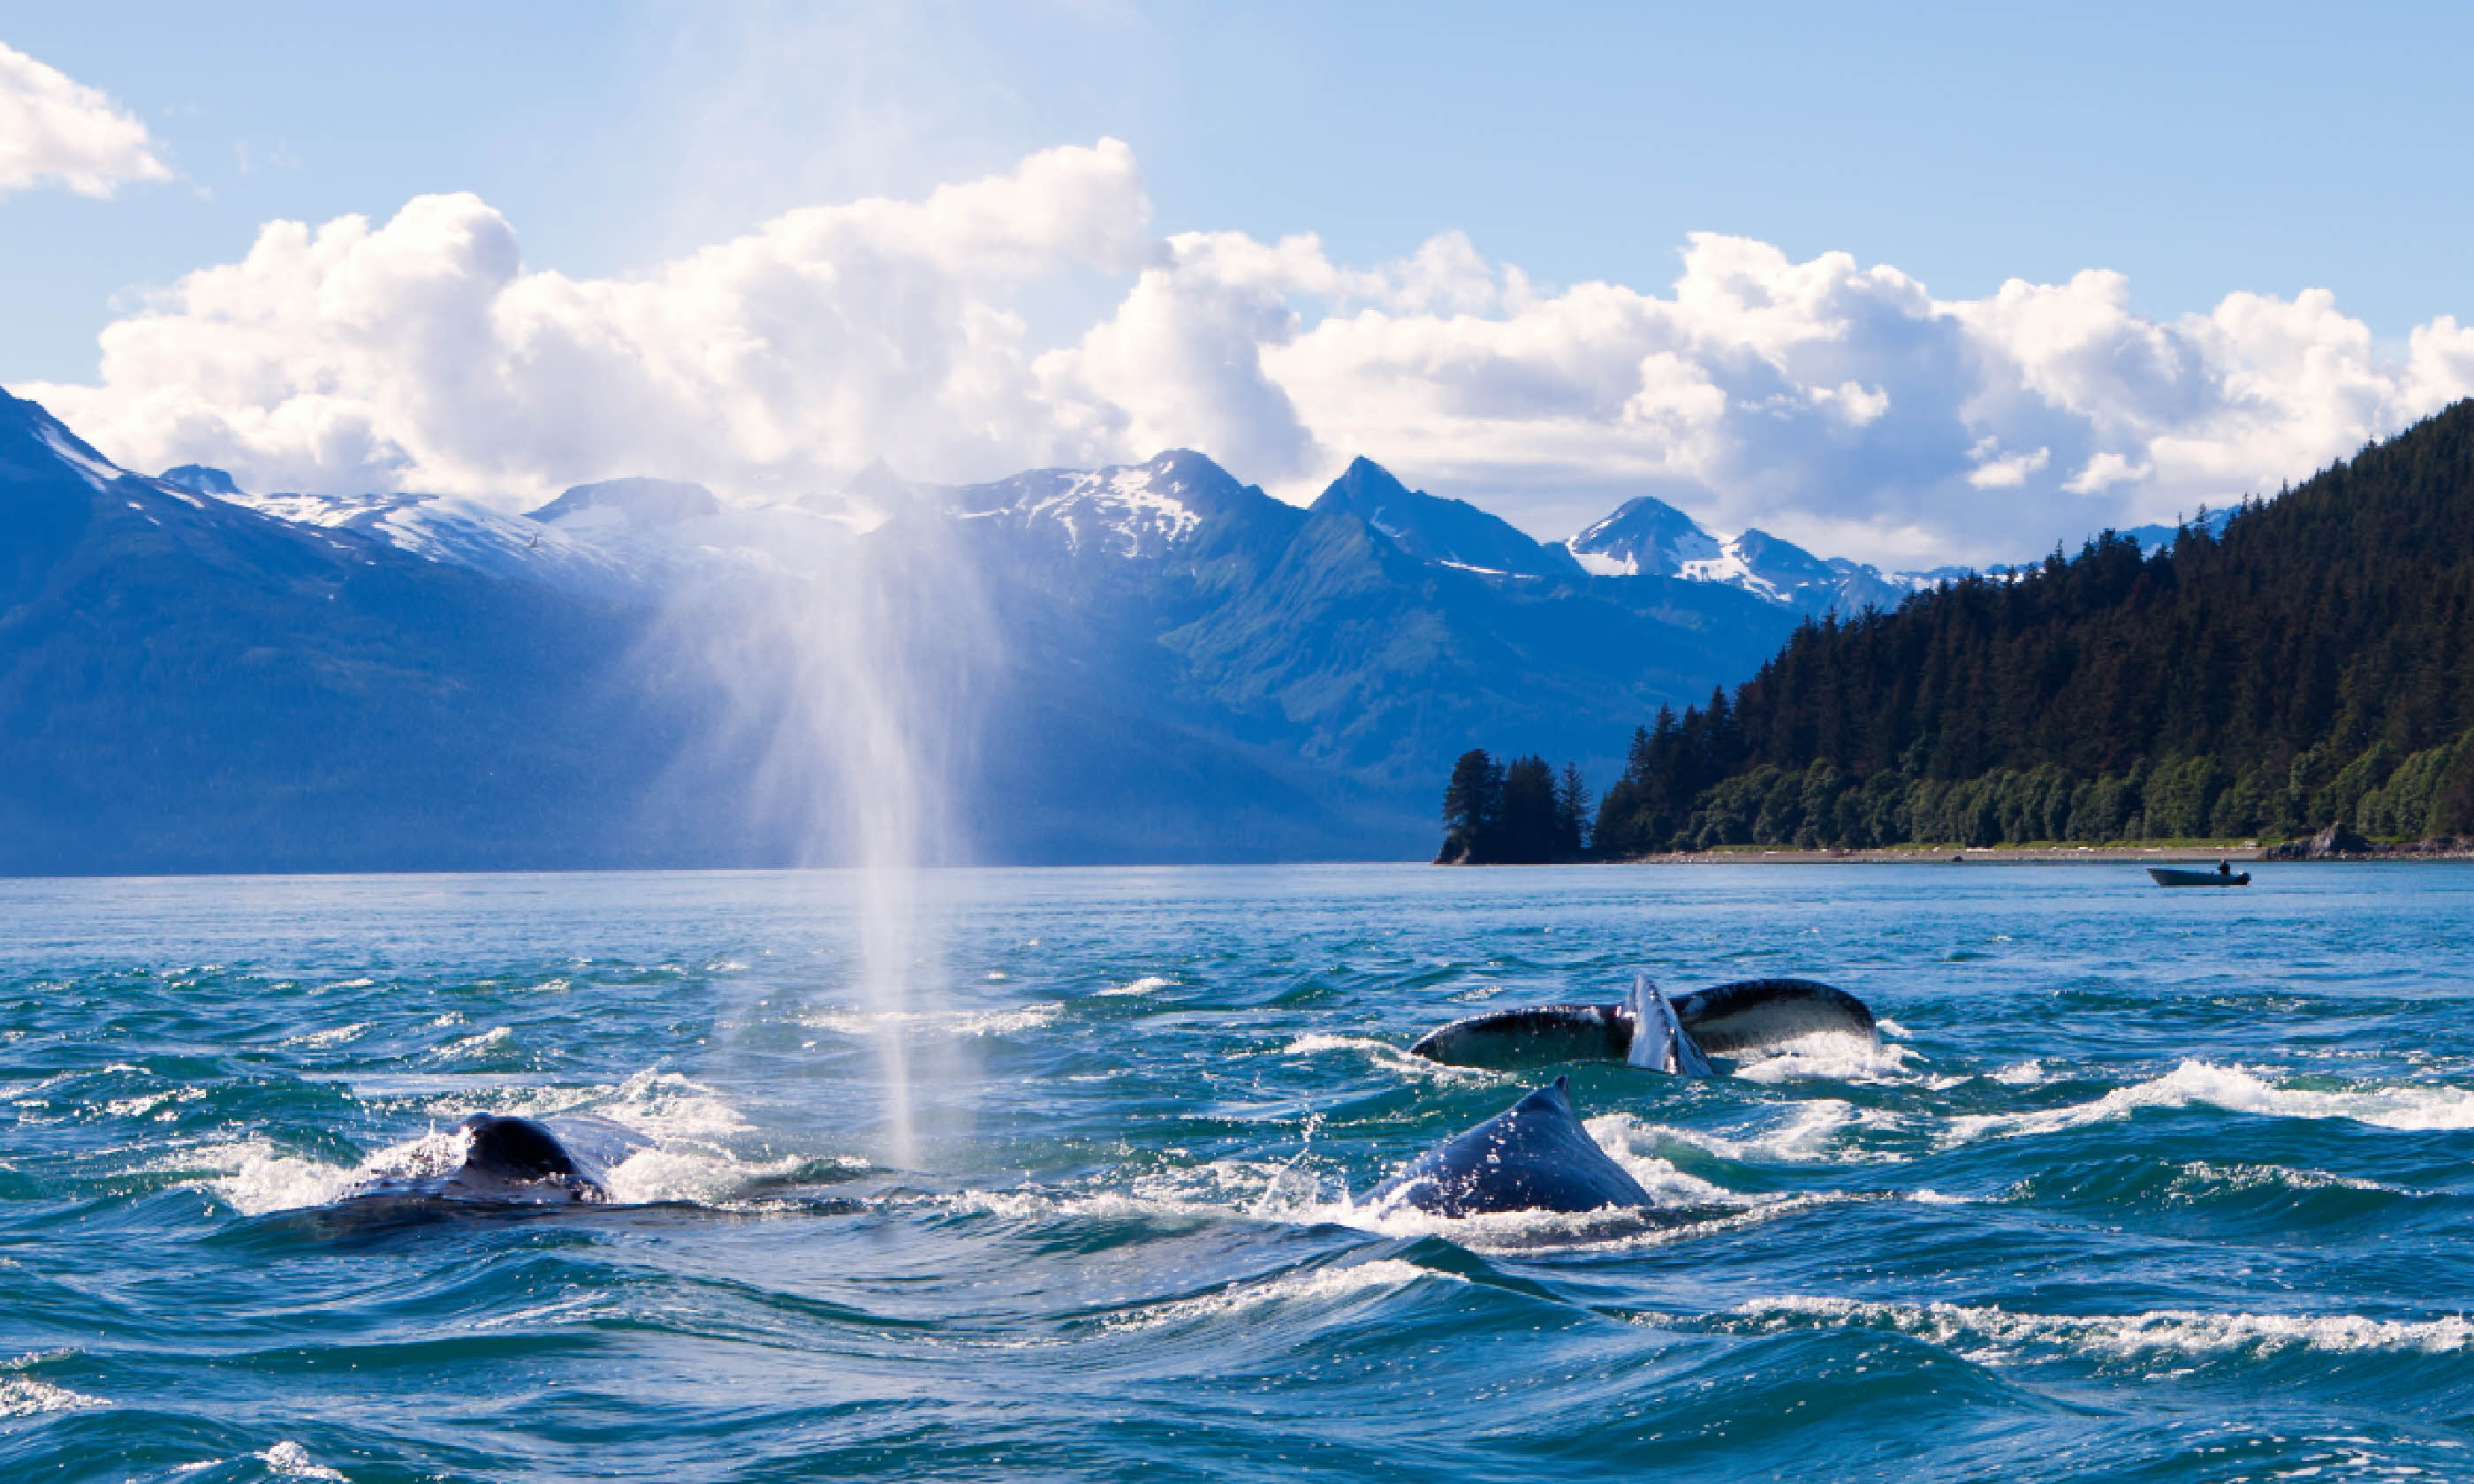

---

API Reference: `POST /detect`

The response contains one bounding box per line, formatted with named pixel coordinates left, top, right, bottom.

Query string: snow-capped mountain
left=944, top=449, right=1265, bottom=560
left=1567, top=492, right=1939, bottom=616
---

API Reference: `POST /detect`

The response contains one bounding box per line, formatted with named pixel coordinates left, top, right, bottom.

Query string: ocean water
left=7, top=863, right=2474, bottom=1482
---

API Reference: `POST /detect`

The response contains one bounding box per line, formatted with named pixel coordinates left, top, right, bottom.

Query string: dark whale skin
left=341, top=1113, right=650, bottom=1206
left=1365, top=1078, right=1652, bottom=1217
left=1408, top=978, right=1875, bottom=1071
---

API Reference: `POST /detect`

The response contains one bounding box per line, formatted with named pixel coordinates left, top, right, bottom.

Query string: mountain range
left=1, top=382, right=2050, bottom=869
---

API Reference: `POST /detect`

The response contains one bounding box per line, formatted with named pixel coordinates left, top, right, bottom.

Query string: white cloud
left=0, top=42, right=169, bottom=197
left=28, top=140, right=1150, bottom=498
left=23, top=138, right=2474, bottom=564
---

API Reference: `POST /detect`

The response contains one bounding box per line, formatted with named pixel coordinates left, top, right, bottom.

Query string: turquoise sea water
left=7, top=863, right=2474, bottom=1481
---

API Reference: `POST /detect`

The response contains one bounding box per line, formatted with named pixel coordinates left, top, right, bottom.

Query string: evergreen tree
left=1527, top=398, right=2474, bottom=854
left=1438, top=748, right=1503, bottom=863
left=1555, top=762, right=1590, bottom=859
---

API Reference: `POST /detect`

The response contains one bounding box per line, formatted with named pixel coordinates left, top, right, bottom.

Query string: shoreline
left=1612, top=844, right=2267, bottom=866
left=1598, top=841, right=2474, bottom=864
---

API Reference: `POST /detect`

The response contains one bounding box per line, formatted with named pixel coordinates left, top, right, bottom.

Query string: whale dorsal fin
left=1625, top=973, right=1714, bottom=1076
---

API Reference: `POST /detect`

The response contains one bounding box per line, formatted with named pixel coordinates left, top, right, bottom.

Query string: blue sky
left=5, top=1, right=2472, bottom=562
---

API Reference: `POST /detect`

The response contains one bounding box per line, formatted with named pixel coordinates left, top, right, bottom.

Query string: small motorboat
left=2148, top=863, right=2250, bottom=887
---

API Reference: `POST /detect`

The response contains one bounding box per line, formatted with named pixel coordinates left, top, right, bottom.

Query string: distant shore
left=1602, top=839, right=2474, bottom=864
left=1611, top=844, right=2268, bottom=866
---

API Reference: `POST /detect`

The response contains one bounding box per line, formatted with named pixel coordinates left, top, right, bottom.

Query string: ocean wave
left=1106, top=1259, right=1461, bottom=1331
left=1275, top=1033, right=1498, bottom=1083
left=1095, top=975, right=1172, bottom=996
left=191, top=1071, right=838, bottom=1214
left=1591, top=1100, right=1908, bottom=1166
left=259, top=1440, right=351, bottom=1480
left=1948, top=1060, right=2474, bottom=1143
left=1701, top=1295, right=2474, bottom=1361
left=0, top=1368, right=105, bottom=1419
left=1727, top=1032, right=1919, bottom=1085
left=797, top=1003, right=1062, bottom=1037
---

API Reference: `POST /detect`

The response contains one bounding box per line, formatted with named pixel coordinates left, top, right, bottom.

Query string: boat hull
left=2148, top=867, right=2250, bottom=887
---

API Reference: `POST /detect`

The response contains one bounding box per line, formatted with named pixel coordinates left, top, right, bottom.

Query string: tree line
left=1437, top=750, right=1592, bottom=863
left=1442, top=398, right=2474, bottom=857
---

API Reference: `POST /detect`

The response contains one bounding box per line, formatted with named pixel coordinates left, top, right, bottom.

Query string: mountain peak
left=1311, top=457, right=1576, bottom=582
left=1567, top=494, right=1720, bottom=578
left=161, top=465, right=243, bottom=499
left=527, top=476, right=721, bottom=526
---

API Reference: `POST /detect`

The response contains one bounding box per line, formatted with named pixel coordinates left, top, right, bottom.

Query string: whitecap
left=1096, top=975, right=1172, bottom=996
left=1109, top=1260, right=1460, bottom=1330
left=1728, top=1032, right=1919, bottom=1085
left=0, top=1374, right=106, bottom=1419
left=1277, top=1034, right=1494, bottom=1083
left=261, top=1440, right=350, bottom=1480
left=797, top=1003, right=1061, bottom=1037
left=1711, top=1294, right=2474, bottom=1361
left=1948, top=1060, right=2474, bottom=1144
left=430, top=1026, right=512, bottom=1061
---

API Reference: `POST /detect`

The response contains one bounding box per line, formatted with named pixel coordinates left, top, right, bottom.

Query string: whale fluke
left=1408, top=976, right=1874, bottom=1071
left=1625, top=973, right=1713, bottom=1075
left=1366, top=1076, right=1652, bottom=1216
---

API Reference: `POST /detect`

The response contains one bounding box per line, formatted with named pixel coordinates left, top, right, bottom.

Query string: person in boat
left=2218, top=859, right=2232, bottom=876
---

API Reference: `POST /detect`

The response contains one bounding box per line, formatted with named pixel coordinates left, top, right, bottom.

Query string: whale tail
left=1623, top=973, right=1714, bottom=1076
left=1409, top=975, right=1873, bottom=1071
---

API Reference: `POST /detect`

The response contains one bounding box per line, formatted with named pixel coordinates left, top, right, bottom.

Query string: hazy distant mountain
left=0, top=381, right=2194, bottom=870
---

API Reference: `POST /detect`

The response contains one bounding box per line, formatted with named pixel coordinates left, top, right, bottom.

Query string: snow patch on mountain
left=952, top=450, right=1227, bottom=559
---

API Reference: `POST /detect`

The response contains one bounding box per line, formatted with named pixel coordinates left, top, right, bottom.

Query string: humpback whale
left=1366, top=1077, right=1651, bottom=1216
left=341, top=1113, right=650, bottom=1206
left=1410, top=973, right=1873, bottom=1072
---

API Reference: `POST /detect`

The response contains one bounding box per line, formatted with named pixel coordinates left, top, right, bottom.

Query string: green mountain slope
left=1592, top=399, right=2474, bottom=852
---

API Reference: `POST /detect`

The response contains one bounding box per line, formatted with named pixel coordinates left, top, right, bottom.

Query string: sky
left=4, top=0, right=2472, bottom=564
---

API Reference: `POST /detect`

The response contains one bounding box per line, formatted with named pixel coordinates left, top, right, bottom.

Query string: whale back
left=460, top=1115, right=583, bottom=1183
left=343, top=1112, right=651, bottom=1206
left=1366, top=1077, right=1653, bottom=1217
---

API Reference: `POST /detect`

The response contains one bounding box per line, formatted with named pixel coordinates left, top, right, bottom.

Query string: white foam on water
left=0, top=1374, right=105, bottom=1418
left=1712, top=1294, right=2474, bottom=1362
left=102, top=1086, right=205, bottom=1118
left=284, top=1023, right=370, bottom=1049
left=1728, top=1032, right=1918, bottom=1085
left=1277, top=1034, right=1496, bottom=1083
left=261, top=1440, right=349, bottom=1480
left=1875, top=1018, right=1913, bottom=1039
left=1948, top=1060, right=2474, bottom=1145
left=1109, top=1259, right=1460, bottom=1331
left=798, top=1002, right=1061, bottom=1037
left=1592, top=1101, right=1905, bottom=1166
left=1096, top=975, right=1172, bottom=996
left=601, top=1145, right=813, bottom=1206
left=1990, top=1058, right=2054, bottom=1086
left=194, top=1071, right=846, bottom=1214
left=180, top=1141, right=360, bottom=1215
left=430, top=1026, right=512, bottom=1061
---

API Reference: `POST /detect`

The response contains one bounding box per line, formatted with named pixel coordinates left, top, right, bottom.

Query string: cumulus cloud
left=30, top=140, right=1151, bottom=498
left=0, top=42, right=169, bottom=197
left=25, top=138, right=2474, bottom=564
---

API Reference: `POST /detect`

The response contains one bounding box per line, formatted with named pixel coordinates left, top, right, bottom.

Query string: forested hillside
left=1590, top=399, right=2474, bottom=852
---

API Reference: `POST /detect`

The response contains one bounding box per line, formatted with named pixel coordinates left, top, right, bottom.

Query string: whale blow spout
left=1366, top=1077, right=1651, bottom=1217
